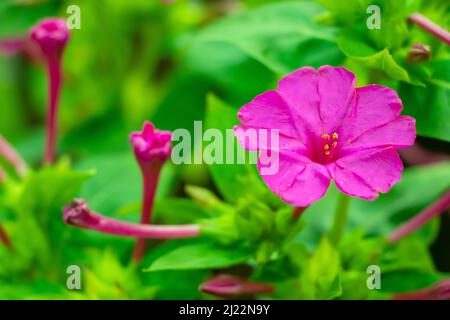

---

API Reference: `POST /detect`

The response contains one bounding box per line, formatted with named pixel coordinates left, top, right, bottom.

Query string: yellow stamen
left=331, top=141, right=337, bottom=148
left=324, top=144, right=330, bottom=151
left=324, top=150, right=331, bottom=156
left=332, top=132, right=339, bottom=140
left=321, top=134, right=331, bottom=140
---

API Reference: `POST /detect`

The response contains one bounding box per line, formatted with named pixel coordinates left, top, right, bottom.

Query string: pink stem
left=44, top=56, right=62, bottom=164
left=0, top=224, right=12, bottom=249
left=132, top=161, right=163, bottom=261
left=200, top=274, right=274, bottom=298
left=409, top=13, right=450, bottom=46
left=63, top=199, right=200, bottom=239
left=388, top=189, right=450, bottom=243
left=0, top=135, right=27, bottom=177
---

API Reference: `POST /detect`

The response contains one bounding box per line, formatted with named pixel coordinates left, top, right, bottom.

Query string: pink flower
left=29, top=18, right=70, bottom=60
left=129, top=121, right=172, bottom=261
left=234, top=66, right=416, bottom=206
left=29, top=18, right=71, bottom=164
left=130, top=121, right=172, bottom=164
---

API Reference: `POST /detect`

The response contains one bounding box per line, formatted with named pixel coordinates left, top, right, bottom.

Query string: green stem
left=330, top=193, right=351, bottom=245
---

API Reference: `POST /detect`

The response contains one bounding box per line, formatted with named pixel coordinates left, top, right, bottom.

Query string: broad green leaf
left=76, top=152, right=177, bottom=221
left=0, top=1, right=57, bottom=36
left=144, top=240, right=254, bottom=271
left=196, top=2, right=344, bottom=75
left=380, top=237, right=435, bottom=273
left=18, top=159, right=93, bottom=226
left=338, top=32, right=411, bottom=83
left=399, top=59, right=450, bottom=142
left=82, top=249, right=156, bottom=300
left=204, top=94, right=270, bottom=204
left=154, top=197, right=209, bottom=224
left=381, top=269, right=448, bottom=294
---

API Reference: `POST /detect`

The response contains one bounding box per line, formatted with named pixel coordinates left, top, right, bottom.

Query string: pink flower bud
left=130, top=121, right=172, bottom=165
left=29, top=18, right=71, bottom=164
left=29, top=18, right=70, bottom=60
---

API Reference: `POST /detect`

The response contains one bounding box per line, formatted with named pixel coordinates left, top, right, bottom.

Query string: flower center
left=320, top=132, right=339, bottom=161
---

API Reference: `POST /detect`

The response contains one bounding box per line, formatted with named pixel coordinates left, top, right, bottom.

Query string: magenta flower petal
left=330, top=148, right=403, bottom=199
left=277, top=67, right=321, bottom=148
left=342, top=85, right=403, bottom=141
left=259, top=151, right=330, bottom=206
left=342, top=116, right=416, bottom=154
left=237, top=90, right=299, bottom=139
left=130, top=121, right=172, bottom=163
left=29, top=19, right=70, bottom=59
left=234, top=125, right=304, bottom=153
left=234, top=66, right=416, bottom=206
left=316, top=66, right=356, bottom=133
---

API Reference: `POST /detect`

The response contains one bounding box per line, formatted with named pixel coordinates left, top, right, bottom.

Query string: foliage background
left=0, top=0, right=449, bottom=299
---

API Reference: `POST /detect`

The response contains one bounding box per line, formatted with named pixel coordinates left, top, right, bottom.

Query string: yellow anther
left=331, top=141, right=337, bottom=148
left=324, top=144, right=330, bottom=151
left=321, top=134, right=331, bottom=140
left=332, top=132, right=339, bottom=140
left=324, top=150, right=331, bottom=156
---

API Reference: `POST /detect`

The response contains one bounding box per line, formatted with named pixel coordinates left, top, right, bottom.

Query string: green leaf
left=381, top=269, right=448, bottom=294
left=399, top=59, right=450, bottom=142
left=298, top=237, right=342, bottom=299
left=338, top=32, right=411, bottom=83
left=18, top=159, right=93, bottom=226
left=144, top=240, right=254, bottom=271
left=0, top=159, right=92, bottom=276
left=76, top=152, right=177, bottom=221
left=154, top=197, right=210, bottom=224
left=196, top=2, right=344, bottom=75
left=204, top=94, right=270, bottom=204
left=0, top=1, right=57, bottom=36
left=381, top=237, right=435, bottom=273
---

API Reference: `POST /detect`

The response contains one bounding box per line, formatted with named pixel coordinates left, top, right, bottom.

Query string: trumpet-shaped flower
left=129, top=121, right=172, bottom=261
left=235, top=66, right=416, bottom=206
left=29, top=18, right=71, bottom=164
left=130, top=121, right=172, bottom=164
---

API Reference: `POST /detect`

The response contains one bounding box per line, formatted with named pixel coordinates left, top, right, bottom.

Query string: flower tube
left=129, top=121, right=172, bottom=261
left=29, top=18, right=70, bottom=164
left=63, top=199, right=200, bottom=239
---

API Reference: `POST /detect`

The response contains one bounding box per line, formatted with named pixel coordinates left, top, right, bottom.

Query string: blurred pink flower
left=235, top=66, right=416, bottom=206
left=29, top=19, right=70, bottom=60
left=200, top=274, right=274, bottom=298
left=130, top=121, right=172, bottom=164
left=29, top=18, right=71, bottom=164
